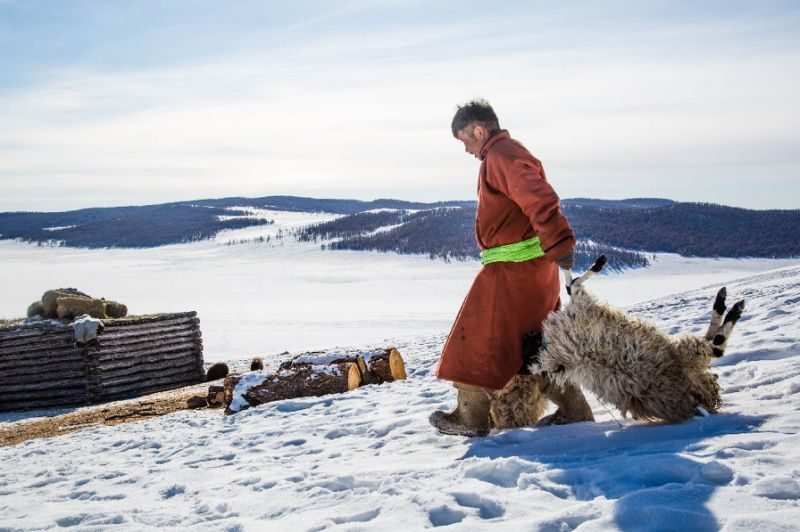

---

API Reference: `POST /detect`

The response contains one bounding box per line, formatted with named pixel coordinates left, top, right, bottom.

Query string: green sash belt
left=480, top=236, right=545, bottom=266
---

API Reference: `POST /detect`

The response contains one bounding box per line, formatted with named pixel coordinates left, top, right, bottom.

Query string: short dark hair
left=451, top=99, right=500, bottom=138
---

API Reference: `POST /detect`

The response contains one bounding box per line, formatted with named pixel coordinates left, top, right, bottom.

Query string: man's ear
left=472, top=124, right=488, bottom=142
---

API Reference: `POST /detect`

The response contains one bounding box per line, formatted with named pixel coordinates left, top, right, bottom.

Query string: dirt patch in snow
left=0, top=381, right=218, bottom=447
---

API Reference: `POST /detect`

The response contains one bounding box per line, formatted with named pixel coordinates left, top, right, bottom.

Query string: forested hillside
left=1, top=197, right=798, bottom=262
left=0, top=204, right=272, bottom=248
left=563, top=202, right=800, bottom=257
left=296, top=207, right=650, bottom=270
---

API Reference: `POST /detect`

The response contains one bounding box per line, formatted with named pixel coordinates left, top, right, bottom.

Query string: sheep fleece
left=541, top=286, right=722, bottom=423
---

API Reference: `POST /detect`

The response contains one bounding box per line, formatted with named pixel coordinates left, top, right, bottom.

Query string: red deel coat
left=435, top=130, right=576, bottom=390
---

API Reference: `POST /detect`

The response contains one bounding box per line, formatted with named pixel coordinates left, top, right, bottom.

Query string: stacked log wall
left=0, top=312, right=204, bottom=411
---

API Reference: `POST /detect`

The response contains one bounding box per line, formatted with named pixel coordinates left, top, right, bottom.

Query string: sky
left=0, top=0, right=799, bottom=212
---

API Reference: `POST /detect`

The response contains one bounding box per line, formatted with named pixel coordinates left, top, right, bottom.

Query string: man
left=430, top=99, right=594, bottom=436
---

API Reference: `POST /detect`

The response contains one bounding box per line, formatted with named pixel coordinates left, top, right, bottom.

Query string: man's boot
left=429, top=383, right=492, bottom=437
left=532, top=374, right=594, bottom=425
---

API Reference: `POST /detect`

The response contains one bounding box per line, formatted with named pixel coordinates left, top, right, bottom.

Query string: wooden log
left=0, top=332, right=75, bottom=352
left=0, top=320, right=200, bottom=356
left=89, top=336, right=201, bottom=358
left=0, top=322, right=70, bottom=340
left=102, top=312, right=196, bottom=326
left=278, top=347, right=407, bottom=385
left=88, top=339, right=201, bottom=364
left=2, top=387, right=88, bottom=403
left=94, top=329, right=201, bottom=351
left=2, top=375, right=88, bottom=393
left=0, top=349, right=86, bottom=369
left=88, top=359, right=201, bottom=388
left=94, top=372, right=204, bottom=401
left=365, top=347, right=407, bottom=383
left=223, top=361, right=361, bottom=414
left=1, top=366, right=86, bottom=382
left=0, top=394, right=90, bottom=412
left=98, top=323, right=200, bottom=344
left=88, top=346, right=201, bottom=373
left=88, top=360, right=200, bottom=386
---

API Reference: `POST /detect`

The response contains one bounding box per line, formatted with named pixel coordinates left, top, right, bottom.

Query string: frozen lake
left=1, top=210, right=797, bottom=361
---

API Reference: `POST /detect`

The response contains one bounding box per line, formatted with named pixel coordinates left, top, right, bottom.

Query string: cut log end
left=347, top=362, right=362, bottom=391
left=388, top=348, right=407, bottom=380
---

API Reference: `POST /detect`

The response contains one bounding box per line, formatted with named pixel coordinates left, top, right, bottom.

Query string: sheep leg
left=567, top=255, right=608, bottom=295
left=711, top=300, right=746, bottom=356
left=704, top=287, right=727, bottom=340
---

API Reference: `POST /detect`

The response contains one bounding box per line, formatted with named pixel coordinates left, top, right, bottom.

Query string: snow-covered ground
left=1, top=215, right=799, bottom=530
left=1, top=210, right=797, bottom=362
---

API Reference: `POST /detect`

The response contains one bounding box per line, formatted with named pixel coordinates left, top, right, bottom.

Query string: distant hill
left=0, top=204, right=272, bottom=248
left=295, top=199, right=800, bottom=268
left=1, top=197, right=798, bottom=268
left=186, top=195, right=472, bottom=214
left=296, top=207, right=650, bottom=271
left=562, top=198, right=675, bottom=209
left=563, top=202, right=800, bottom=257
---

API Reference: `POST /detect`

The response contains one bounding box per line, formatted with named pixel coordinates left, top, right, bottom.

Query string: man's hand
left=555, top=251, right=574, bottom=271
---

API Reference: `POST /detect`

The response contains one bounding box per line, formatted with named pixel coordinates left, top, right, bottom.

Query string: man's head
left=451, top=99, right=501, bottom=159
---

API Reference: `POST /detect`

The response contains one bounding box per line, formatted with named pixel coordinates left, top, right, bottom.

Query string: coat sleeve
left=485, top=149, right=575, bottom=261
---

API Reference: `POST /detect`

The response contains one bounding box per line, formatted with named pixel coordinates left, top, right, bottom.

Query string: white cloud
left=1, top=5, right=799, bottom=210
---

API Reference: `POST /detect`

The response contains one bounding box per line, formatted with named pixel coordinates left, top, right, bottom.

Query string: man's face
left=456, top=125, right=487, bottom=159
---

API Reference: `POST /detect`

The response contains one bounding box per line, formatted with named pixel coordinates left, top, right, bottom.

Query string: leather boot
left=532, top=374, right=595, bottom=425
left=429, top=383, right=492, bottom=437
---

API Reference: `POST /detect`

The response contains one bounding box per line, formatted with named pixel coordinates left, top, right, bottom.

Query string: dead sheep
left=206, top=362, right=230, bottom=382
left=35, top=289, right=128, bottom=320
left=41, top=288, right=92, bottom=318
left=27, top=300, right=44, bottom=317
left=102, top=300, right=128, bottom=318
left=55, top=296, right=106, bottom=320
left=527, top=256, right=745, bottom=424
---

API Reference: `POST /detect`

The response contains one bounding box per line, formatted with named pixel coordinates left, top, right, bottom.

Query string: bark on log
left=223, top=362, right=361, bottom=414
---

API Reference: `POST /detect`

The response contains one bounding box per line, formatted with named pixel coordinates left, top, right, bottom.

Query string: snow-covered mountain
left=2, top=264, right=799, bottom=530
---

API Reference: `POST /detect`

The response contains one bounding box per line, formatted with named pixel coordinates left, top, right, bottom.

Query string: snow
left=227, top=371, right=269, bottom=414
left=42, top=225, right=77, bottom=232
left=0, top=235, right=799, bottom=529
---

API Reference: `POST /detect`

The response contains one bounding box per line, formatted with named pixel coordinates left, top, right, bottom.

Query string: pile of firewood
left=219, top=347, right=407, bottom=414
left=0, top=311, right=204, bottom=411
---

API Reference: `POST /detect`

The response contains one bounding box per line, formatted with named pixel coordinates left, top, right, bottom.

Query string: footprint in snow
left=452, top=492, right=505, bottom=519
left=331, top=508, right=381, bottom=525
left=428, top=505, right=467, bottom=527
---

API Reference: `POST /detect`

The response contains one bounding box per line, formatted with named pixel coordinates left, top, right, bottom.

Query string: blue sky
left=1, top=0, right=798, bottom=211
